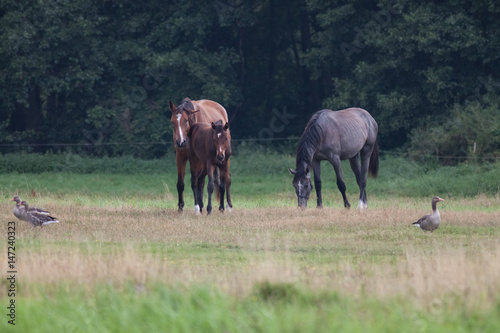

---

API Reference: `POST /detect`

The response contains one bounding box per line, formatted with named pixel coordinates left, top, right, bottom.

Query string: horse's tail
left=214, top=166, right=221, bottom=201
left=368, top=138, right=379, bottom=179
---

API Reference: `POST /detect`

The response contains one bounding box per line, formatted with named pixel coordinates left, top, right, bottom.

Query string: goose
left=412, top=196, right=444, bottom=232
left=19, top=201, right=59, bottom=227
left=10, top=196, right=27, bottom=221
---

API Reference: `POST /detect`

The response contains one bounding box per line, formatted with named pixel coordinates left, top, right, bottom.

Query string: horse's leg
left=213, top=166, right=221, bottom=204
left=329, top=155, right=350, bottom=208
left=176, top=151, right=187, bottom=212
left=192, top=170, right=200, bottom=214
left=206, top=163, right=215, bottom=215
left=218, top=166, right=226, bottom=212
left=199, top=171, right=206, bottom=211
left=189, top=160, right=201, bottom=214
left=312, top=158, right=323, bottom=208
left=196, top=168, right=207, bottom=213
left=225, top=164, right=232, bottom=212
left=190, top=167, right=198, bottom=213
left=357, top=147, right=372, bottom=209
left=349, top=153, right=366, bottom=209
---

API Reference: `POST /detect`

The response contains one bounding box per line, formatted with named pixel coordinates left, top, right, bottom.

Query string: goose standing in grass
left=412, top=196, right=444, bottom=232
left=19, top=200, right=59, bottom=227
left=10, top=196, right=27, bottom=221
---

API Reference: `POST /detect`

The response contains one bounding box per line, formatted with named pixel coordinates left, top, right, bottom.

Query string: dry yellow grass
left=1, top=195, right=499, bottom=308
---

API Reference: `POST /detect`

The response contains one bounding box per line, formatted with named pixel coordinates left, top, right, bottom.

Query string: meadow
left=0, top=150, right=499, bottom=332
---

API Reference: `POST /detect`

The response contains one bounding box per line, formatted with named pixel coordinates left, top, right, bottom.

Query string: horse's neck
left=296, top=124, right=321, bottom=170
left=295, top=151, right=314, bottom=180
left=188, top=113, right=197, bottom=127
left=191, top=107, right=208, bottom=124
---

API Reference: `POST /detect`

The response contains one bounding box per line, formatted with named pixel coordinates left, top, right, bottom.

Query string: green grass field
left=0, top=152, right=499, bottom=332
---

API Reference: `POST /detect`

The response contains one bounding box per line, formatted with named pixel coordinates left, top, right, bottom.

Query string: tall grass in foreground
left=3, top=284, right=499, bottom=333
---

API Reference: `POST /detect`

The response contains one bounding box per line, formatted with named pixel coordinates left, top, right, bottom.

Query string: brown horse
left=188, top=121, right=232, bottom=215
left=169, top=98, right=228, bottom=212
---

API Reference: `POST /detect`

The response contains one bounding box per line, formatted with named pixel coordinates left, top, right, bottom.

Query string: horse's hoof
left=194, top=205, right=201, bottom=215
left=357, top=200, right=368, bottom=210
left=226, top=205, right=232, bottom=213
left=316, top=205, right=323, bottom=209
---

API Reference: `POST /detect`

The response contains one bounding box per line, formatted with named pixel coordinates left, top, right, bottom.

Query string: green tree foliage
left=0, top=0, right=499, bottom=161
left=410, top=93, right=500, bottom=164
left=312, top=0, right=500, bottom=152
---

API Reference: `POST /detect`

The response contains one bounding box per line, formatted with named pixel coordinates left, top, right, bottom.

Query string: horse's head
left=211, top=121, right=230, bottom=163
left=288, top=166, right=312, bottom=209
left=169, top=100, right=198, bottom=149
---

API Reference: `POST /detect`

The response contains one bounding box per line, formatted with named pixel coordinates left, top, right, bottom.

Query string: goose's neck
left=432, top=201, right=438, bottom=212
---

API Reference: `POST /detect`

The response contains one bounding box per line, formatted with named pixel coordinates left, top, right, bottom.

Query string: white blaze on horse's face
left=216, top=138, right=225, bottom=161
left=217, top=133, right=223, bottom=153
left=293, top=174, right=312, bottom=208
left=172, top=111, right=189, bottom=149
left=212, top=122, right=230, bottom=163
left=214, top=133, right=226, bottom=162
left=176, top=113, right=184, bottom=142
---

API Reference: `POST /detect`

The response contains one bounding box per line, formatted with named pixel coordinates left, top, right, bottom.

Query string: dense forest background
left=1, top=0, right=499, bottom=163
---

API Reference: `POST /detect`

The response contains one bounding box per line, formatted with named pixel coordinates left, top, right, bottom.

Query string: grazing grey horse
left=289, top=108, right=379, bottom=209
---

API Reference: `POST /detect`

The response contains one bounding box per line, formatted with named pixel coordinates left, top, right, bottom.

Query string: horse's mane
left=179, top=97, right=195, bottom=112
left=295, top=110, right=325, bottom=173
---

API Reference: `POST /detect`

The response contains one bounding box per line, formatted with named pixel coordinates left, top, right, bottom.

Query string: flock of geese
left=9, top=195, right=59, bottom=227
left=8, top=195, right=444, bottom=232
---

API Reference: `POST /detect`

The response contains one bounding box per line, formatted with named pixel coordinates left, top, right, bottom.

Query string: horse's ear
left=288, top=168, right=297, bottom=175
left=223, top=122, right=229, bottom=130
left=186, top=109, right=199, bottom=118
left=169, top=101, right=176, bottom=112
left=211, top=122, right=216, bottom=129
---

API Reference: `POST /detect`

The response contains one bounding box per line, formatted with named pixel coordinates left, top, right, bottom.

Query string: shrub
left=410, top=94, right=500, bottom=165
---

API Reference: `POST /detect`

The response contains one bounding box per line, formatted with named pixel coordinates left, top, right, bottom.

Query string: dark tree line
left=1, top=0, right=499, bottom=161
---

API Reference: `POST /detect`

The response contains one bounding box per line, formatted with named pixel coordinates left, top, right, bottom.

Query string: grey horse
left=289, top=108, right=379, bottom=209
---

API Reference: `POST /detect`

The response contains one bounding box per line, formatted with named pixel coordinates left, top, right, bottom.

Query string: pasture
left=0, top=152, right=499, bottom=332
